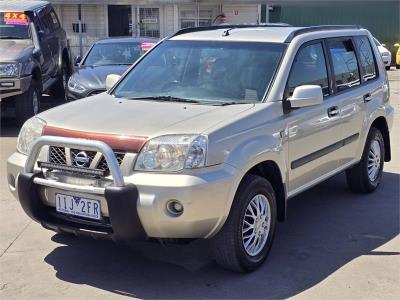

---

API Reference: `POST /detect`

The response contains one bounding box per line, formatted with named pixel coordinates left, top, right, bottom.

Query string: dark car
left=67, top=37, right=157, bottom=100
left=0, top=0, right=71, bottom=124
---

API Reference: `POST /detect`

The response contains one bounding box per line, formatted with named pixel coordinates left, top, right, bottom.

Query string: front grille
left=97, top=153, right=125, bottom=172
left=49, top=146, right=67, bottom=165
left=48, top=146, right=125, bottom=176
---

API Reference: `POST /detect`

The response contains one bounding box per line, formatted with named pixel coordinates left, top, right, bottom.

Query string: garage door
left=223, top=5, right=259, bottom=24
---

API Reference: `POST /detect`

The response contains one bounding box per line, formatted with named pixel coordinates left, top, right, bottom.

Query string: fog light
left=166, top=200, right=184, bottom=217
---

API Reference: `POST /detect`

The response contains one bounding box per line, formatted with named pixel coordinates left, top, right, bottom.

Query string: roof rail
left=284, top=25, right=363, bottom=42
left=171, top=23, right=292, bottom=38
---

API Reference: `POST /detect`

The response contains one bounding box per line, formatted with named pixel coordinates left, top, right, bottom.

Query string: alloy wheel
left=242, top=194, right=271, bottom=256
left=368, top=139, right=381, bottom=182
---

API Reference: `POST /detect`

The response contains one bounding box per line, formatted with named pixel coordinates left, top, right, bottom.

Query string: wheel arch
left=61, top=48, right=71, bottom=75
left=370, top=116, right=391, bottom=162
left=31, top=67, right=42, bottom=91
left=241, top=160, right=287, bottom=222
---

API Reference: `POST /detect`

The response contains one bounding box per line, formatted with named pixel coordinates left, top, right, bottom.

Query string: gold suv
left=7, top=25, right=393, bottom=272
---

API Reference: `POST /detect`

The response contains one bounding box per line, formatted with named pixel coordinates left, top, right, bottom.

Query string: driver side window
left=287, top=42, right=330, bottom=97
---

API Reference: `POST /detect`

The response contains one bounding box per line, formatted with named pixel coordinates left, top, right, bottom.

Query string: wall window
left=179, top=6, right=217, bottom=29
left=327, top=39, right=360, bottom=92
left=354, top=36, right=377, bottom=82
left=139, top=8, right=160, bottom=38
left=287, top=42, right=330, bottom=97
left=180, top=9, right=196, bottom=29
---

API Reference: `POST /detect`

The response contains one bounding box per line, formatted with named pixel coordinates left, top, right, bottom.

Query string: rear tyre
left=346, top=127, right=385, bottom=193
left=212, top=174, right=277, bottom=272
left=15, top=79, right=41, bottom=126
left=50, top=60, right=69, bottom=102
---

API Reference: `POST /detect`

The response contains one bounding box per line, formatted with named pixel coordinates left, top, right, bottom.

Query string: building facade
left=49, top=1, right=266, bottom=56
left=47, top=0, right=399, bottom=59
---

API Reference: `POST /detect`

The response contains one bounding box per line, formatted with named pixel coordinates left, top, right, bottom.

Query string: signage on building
left=141, top=18, right=158, bottom=24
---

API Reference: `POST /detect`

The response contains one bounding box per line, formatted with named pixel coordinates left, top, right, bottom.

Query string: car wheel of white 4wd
left=242, top=194, right=271, bottom=257
left=346, top=127, right=385, bottom=193
left=212, top=174, right=277, bottom=272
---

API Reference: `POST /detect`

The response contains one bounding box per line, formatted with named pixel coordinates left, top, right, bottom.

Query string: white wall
left=222, top=4, right=259, bottom=24
left=57, top=4, right=107, bottom=57
left=53, top=3, right=260, bottom=56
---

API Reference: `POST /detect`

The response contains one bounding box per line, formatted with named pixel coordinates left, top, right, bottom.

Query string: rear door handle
left=363, top=93, right=372, bottom=102
left=327, top=106, right=339, bottom=118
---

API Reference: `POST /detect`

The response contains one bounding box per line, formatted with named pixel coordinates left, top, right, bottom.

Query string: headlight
left=16, top=117, right=46, bottom=155
left=67, top=78, right=86, bottom=93
left=382, top=52, right=391, bottom=57
left=135, top=135, right=207, bottom=172
left=0, top=63, right=19, bottom=77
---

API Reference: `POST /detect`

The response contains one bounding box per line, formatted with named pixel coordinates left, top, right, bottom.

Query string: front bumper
left=7, top=136, right=240, bottom=241
left=0, top=75, right=31, bottom=100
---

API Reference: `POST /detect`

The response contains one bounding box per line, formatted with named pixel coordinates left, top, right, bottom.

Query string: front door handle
left=327, top=106, right=339, bottom=118
left=364, top=93, right=373, bottom=102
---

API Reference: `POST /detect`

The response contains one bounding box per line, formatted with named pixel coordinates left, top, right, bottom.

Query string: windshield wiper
left=219, top=101, right=253, bottom=106
left=126, top=95, right=200, bottom=104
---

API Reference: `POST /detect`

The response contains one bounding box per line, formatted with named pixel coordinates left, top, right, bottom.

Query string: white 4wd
left=8, top=25, right=393, bottom=272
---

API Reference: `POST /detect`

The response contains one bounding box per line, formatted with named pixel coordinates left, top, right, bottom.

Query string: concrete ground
left=0, top=71, right=399, bottom=299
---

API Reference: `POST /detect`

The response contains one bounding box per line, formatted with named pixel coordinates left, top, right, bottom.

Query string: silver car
left=7, top=24, right=394, bottom=272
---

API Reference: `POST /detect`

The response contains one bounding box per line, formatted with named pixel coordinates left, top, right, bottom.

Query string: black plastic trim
left=17, top=173, right=146, bottom=241
left=171, top=23, right=291, bottom=38
left=284, top=25, right=362, bottom=43
left=291, top=133, right=359, bottom=170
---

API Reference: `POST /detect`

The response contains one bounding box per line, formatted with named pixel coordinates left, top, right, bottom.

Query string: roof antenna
left=223, top=28, right=233, bottom=37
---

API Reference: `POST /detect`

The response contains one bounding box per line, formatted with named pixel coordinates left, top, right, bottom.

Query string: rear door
left=324, top=37, right=373, bottom=167
left=34, top=7, right=53, bottom=82
left=39, top=7, right=59, bottom=78
left=286, top=41, right=345, bottom=193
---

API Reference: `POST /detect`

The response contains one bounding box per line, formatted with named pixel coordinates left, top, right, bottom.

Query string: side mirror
left=74, top=56, right=82, bottom=66
left=394, top=43, right=400, bottom=47
left=32, top=48, right=42, bottom=59
left=288, top=85, right=323, bottom=108
left=105, top=74, right=121, bottom=91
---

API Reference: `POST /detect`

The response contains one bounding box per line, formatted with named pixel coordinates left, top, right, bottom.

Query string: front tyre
left=212, top=174, right=277, bottom=272
left=15, top=79, right=41, bottom=126
left=50, top=61, right=69, bottom=102
left=346, top=127, right=385, bottom=193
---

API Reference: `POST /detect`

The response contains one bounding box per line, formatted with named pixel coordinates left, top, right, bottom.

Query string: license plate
left=55, top=193, right=101, bottom=220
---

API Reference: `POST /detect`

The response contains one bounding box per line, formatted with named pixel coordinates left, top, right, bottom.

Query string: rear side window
left=354, top=36, right=377, bottom=82
left=327, top=39, right=360, bottom=92
left=49, top=10, right=60, bottom=30
left=38, top=8, right=58, bottom=33
left=287, top=43, right=330, bottom=97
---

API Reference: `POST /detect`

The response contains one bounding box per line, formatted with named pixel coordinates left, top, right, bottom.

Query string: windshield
left=83, top=42, right=148, bottom=66
left=0, top=12, right=30, bottom=39
left=113, top=40, right=286, bottom=104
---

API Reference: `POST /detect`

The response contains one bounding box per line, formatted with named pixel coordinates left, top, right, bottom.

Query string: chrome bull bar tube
left=24, top=136, right=125, bottom=191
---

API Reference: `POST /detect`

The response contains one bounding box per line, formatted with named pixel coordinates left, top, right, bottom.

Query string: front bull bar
left=17, top=136, right=146, bottom=241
